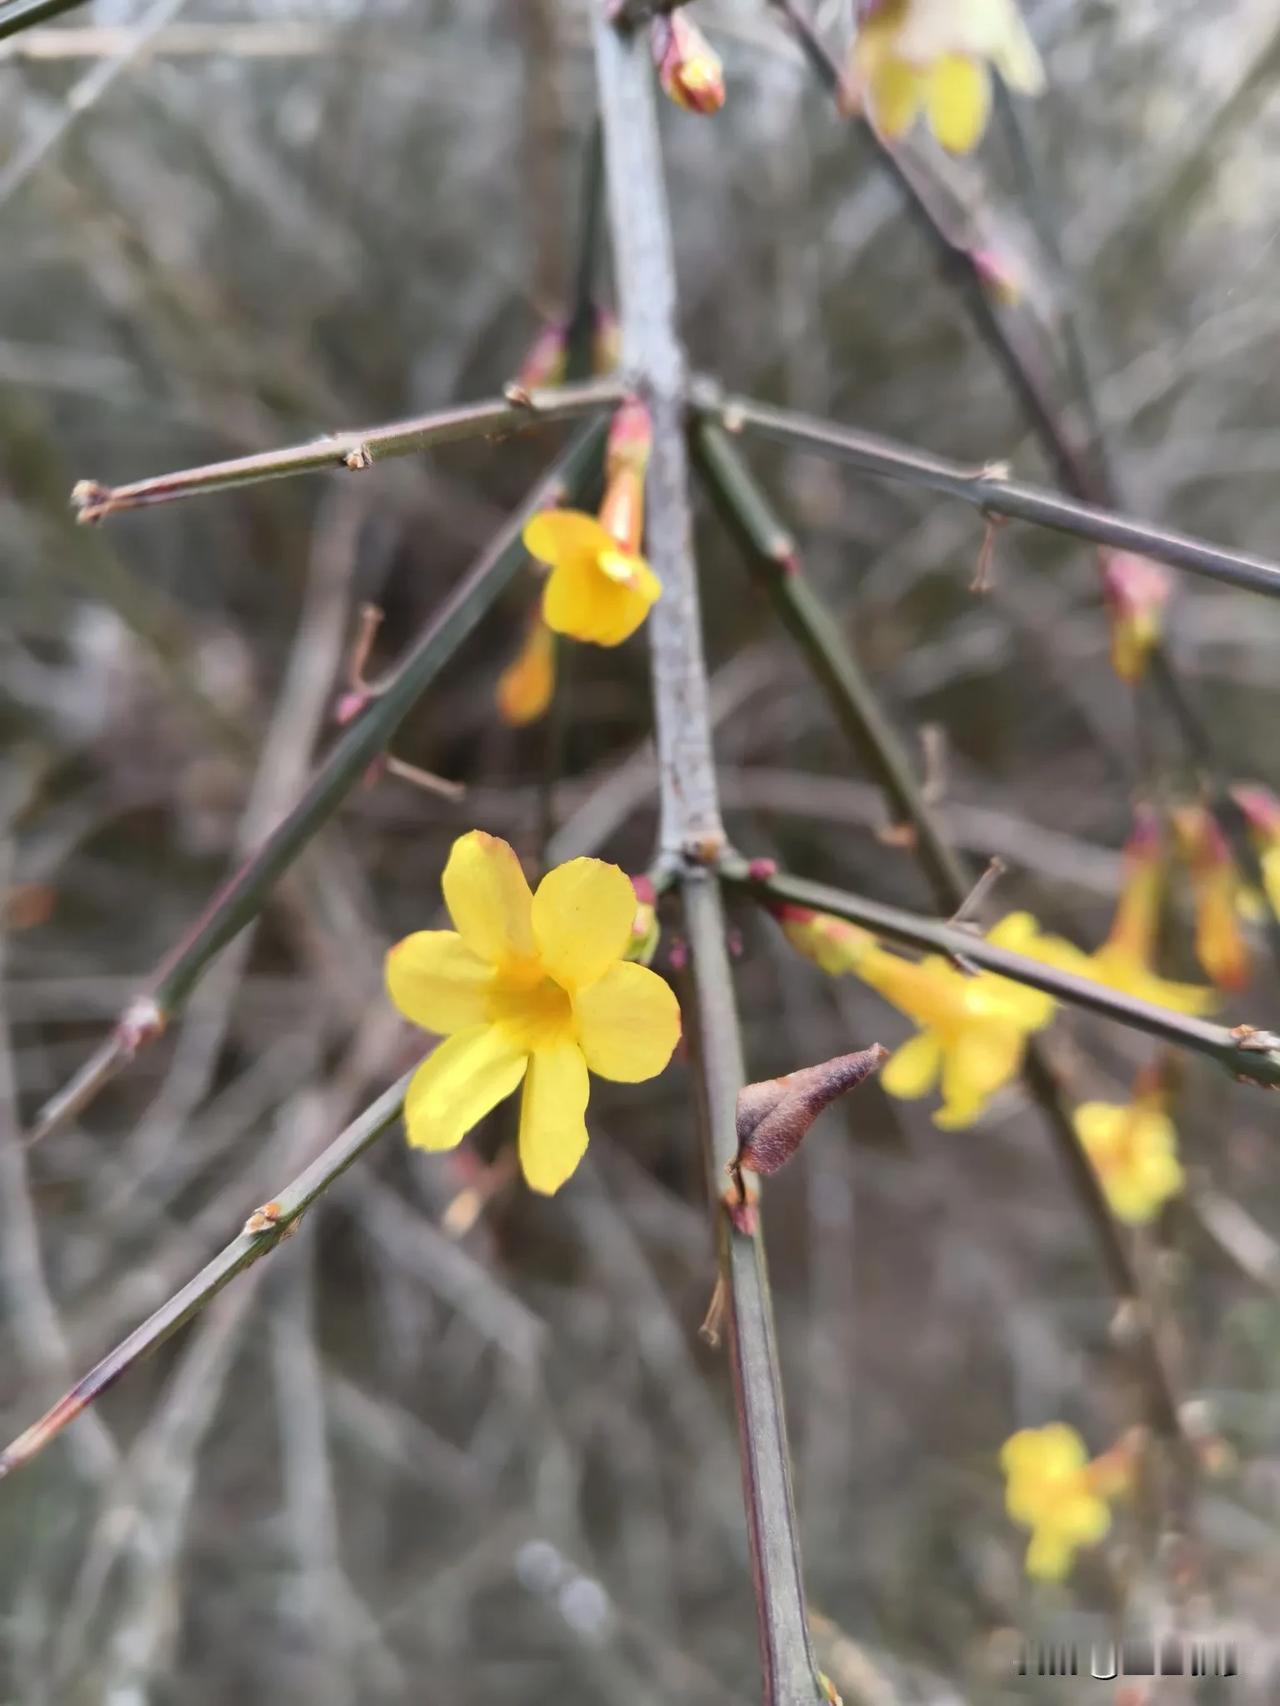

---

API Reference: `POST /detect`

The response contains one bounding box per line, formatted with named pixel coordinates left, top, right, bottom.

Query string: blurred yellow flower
left=775, top=904, right=1054, bottom=1127
left=1000, top=1424, right=1123, bottom=1580
left=524, top=508, right=661, bottom=647
left=1073, top=1091, right=1183, bottom=1225
left=386, top=831, right=681, bottom=1194
left=522, top=399, right=661, bottom=648
left=1172, top=805, right=1250, bottom=992
left=496, top=615, right=555, bottom=727
left=1101, top=551, right=1171, bottom=685
left=995, top=810, right=1215, bottom=1015
left=848, top=0, right=1043, bottom=155
left=652, top=13, right=726, bottom=115
left=1234, top=784, right=1280, bottom=920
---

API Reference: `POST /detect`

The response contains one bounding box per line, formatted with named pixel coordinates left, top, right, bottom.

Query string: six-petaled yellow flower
left=848, top=0, right=1043, bottom=155
left=1073, top=1090, right=1184, bottom=1225
left=386, top=831, right=681, bottom=1195
left=774, top=904, right=1054, bottom=1127
left=1000, top=1424, right=1125, bottom=1581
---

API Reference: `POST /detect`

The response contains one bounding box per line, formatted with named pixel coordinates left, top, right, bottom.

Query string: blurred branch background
left=3, top=0, right=1280, bottom=1700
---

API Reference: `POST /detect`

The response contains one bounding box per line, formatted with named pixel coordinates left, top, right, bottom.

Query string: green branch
left=723, top=858, right=1280, bottom=1092
left=695, top=423, right=1186, bottom=1440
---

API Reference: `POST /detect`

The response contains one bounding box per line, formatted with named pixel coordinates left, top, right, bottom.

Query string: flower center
left=487, top=965, right=574, bottom=1051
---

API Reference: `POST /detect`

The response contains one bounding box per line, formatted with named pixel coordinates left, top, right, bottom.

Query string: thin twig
left=700, top=385, right=1280, bottom=600
left=71, top=375, right=622, bottom=520
left=720, top=857, right=1280, bottom=1092
left=695, top=425, right=1185, bottom=1440
left=594, top=17, right=820, bottom=1702
left=0, top=1069, right=415, bottom=1481
left=0, top=0, right=86, bottom=44
left=27, top=423, right=606, bottom=1147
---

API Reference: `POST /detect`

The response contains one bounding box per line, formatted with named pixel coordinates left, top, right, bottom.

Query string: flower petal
left=880, top=1029, right=942, bottom=1098
left=870, top=53, right=928, bottom=138
left=442, top=831, right=535, bottom=967
left=386, top=930, right=493, bottom=1035
left=927, top=54, right=990, bottom=153
left=1025, top=1529, right=1072, bottom=1581
left=543, top=554, right=657, bottom=647
left=403, top=1025, right=527, bottom=1152
left=574, top=960, right=681, bottom=1082
left=523, top=509, right=614, bottom=572
left=532, top=856, right=636, bottom=991
left=518, top=1041, right=590, bottom=1194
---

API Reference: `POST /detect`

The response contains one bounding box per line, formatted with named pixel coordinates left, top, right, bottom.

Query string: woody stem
left=593, top=14, right=820, bottom=1701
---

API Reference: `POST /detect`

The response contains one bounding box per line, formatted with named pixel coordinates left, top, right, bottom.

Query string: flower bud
left=496, top=615, right=555, bottom=728
left=1172, top=805, right=1250, bottom=991
left=651, top=13, right=725, bottom=116
left=605, top=397, right=653, bottom=480
left=625, top=873, right=661, bottom=966
left=772, top=901, right=875, bottom=977
left=970, top=245, right=1024, bottom=307
left=734, top=1045, right=888, bottom=1179
left=1101, top=551, right=1172, bottom=683
left=514, top=319, right=569, bottom=391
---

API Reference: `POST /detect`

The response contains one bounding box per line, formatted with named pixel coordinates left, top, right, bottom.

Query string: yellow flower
left=522, top=400, right=662, bottom=648
left=1232, top=783, right=1280, bottom=922
left=496, top=615, right=555, bottom=727
left=1000, top=1424, right=1119, bottom=1580
left=1172, top=805, right=1250, bottom=992
left=994, top=809, right=1215, bottom=1015
left=386, top=832, right=681, bottom=1194
left=524, top=508, right=661, bottom=647
left=1073, top=1092, right=1183, bottom=1225
left=849, top=0, right=1043, bottom=155
left=775, top=904, right=1054, bottom=1127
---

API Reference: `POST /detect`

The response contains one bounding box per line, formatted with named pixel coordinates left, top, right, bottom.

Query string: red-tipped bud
left=626, top=873, right=661, bottom=966
left=747, top=856, right=779, bottom=881
left=1232, top=783, right=1280, bottom=842
left=514, top=319, right=569, bottom=391
left=334, top=688, right=370, bottom=727
left=733, top=1045, right=888, bottom=1179
left=651, top=14, right=725, bottom=115
left=1101, top=552, right=1172, bottom=683
left=970, top=246, right=1024, bottom=307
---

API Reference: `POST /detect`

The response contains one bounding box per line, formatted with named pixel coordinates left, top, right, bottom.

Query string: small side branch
left=0, top=1070, right=413, bottom=1481
left=0, top=0, right=86, bottom=40
left=27, top=422, right=606, bottom=1146
left=699, top=387, right=1280, bottom=600
left=71, top=375, right=623, bottom=521
left=722, top=858, right=1280, bottom=1092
